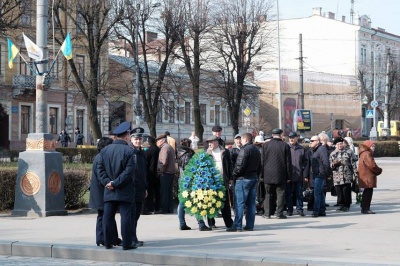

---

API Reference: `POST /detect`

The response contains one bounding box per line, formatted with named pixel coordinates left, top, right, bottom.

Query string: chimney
left=312, top=7, right=322, bottom=16
left=145, top=31, right=158, bottom=43
left=327, top=12, right=335, bottom=19
left=342, top=16, right=346, bottom=22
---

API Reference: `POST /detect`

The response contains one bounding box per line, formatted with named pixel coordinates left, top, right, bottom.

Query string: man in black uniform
left=57, top=129, right=71, bottom=147
left=97, top=121, right=137, bottom=250
left=144, top=136, right=160, bottom=213
left=129, top=127, right=147, bottom=247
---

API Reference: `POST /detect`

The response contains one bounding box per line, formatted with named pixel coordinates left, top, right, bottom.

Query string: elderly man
left=286, top=132, right=307, bottom=216
left=97, top=122, right=137, bottom=250
left=204, top=125, right=225, bottom=150
left=261, top=128, right=292, bottom=219
left=200, top=135, right=233, bottom=230
left=305, top=135, right=330, bottom=217
left=129, top=127, right=147, bottom=246
left=227, top=133, right=261, bottom=232
left=155, top=133, right=176, bottom=214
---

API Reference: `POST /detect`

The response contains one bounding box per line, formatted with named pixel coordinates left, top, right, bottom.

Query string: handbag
left=302, top=181, right=313, bottom=202
left=351, top=177, right=360, bottom=193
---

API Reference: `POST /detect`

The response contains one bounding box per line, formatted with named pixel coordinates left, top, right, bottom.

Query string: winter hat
left=363, top=140, right=375, bottom=148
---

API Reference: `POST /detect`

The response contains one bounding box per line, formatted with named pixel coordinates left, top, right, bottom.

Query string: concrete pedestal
left=12, top=133, right=67, bottom=217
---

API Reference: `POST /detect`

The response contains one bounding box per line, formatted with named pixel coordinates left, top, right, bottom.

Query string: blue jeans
left=233, top=177, right=258, bottom=229
left=313, top=177, right=326, bottom=215
left=178, top=202, right=186, bottom=227
left=286, top=181, right=304, bottom=213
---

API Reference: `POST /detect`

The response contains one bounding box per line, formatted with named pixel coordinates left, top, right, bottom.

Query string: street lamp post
left=133, top=2, right=161, bottom=126
left=370, top=43, right=382, bottom=140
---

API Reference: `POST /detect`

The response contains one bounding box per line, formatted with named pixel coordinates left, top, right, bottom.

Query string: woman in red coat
left=358, top=140, right=382, bottom=214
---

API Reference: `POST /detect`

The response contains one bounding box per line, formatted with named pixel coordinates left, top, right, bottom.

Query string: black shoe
left=318, top=213, right=326, bottom=217
left=180, top=225, right=192, bottom=230
left=105, top=245, right=113, bottom=249
left=154, top=210, right=167, bottom=214
left=243, top=227, right=253, bottom=231
left=325, top=203, right=330, bottom=207
left=134, top=241, right=144, bottom=247
left=123, top=244, right=138, bottom=250
left=311, top=213, right=318, bottom=218
left=297, top=211, right=305, bottom=216
left=361, top=209, right=376, bottom=214
left=141, top=212, right=152, bottom=215
left=334, top=204, right=340, bottom=207
left=342, top=207, right=349, bottom=212
left=336, top=206, right=344, bottom=211
left=113, top=238, right=122, bottom=246
left=199, top=226, right=211, bottom=231
left=226, top=227, right=242, bottom=232
left=276, top=215, right=287, bottom=219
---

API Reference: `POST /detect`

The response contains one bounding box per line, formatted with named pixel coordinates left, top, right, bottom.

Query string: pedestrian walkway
left=1, top=158, right=400, bottom=266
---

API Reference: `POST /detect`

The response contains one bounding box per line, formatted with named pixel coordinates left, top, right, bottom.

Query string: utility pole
left=383, top=48, right=391, bottom=136
left=298, top=33, right=304, bottom=109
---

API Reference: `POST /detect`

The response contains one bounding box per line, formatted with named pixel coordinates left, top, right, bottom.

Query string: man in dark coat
left=227, top=133, right=261, bottom=232
left=89, top=137, right=121, bottom=247
left=129, top=127, right=147, bottom=246
left=144, top=136, right=160, bottom=213
left=97, top=121, right=137, bottom=250
left=57, top=129, right=71, bottom=147
left=286, top=132, right=308, bottom=216
left=305, top=135, right=330, bottom=217
left=261, top=128, right=292, bottom=219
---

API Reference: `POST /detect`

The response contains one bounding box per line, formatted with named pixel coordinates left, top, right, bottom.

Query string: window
left=76, top=12, right=86, bottom=34
left=21, top=105, right=31, bottom=134
left=49, top=107, right=58, bottom=134
left=221, top=110, right=226, bottom=124
left=19, top=49, right=34, bottom=76
left=215, top=105, right=220, bottom=125
left=20, top=0, right=32, bottom=26
left=200, top=104, right=206, bottom=124
left=178, top=107, right=184, bottom=123
left=185, top=102, right=190, bottom=124
left=361, top=46, right=367, bottom=64
left=76, top=109, right=84, bottom=132
left=157, top=101, right=163, bottom=123
left=335, top=119, right=344, bottom=130
left=76, top=55, right=85, bottom=81
left=168, top=101, right=175, bottom=123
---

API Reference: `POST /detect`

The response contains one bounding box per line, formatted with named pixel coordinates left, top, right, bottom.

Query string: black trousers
left=160, top=173, right=174, bottom=213
left=336, top=183, right=352, bottom=208
left=103, top=201, right=133, bottom=247
left=361, top=188, right=374, bottom=211
left=264, top=184, right=285, bottom=217
left=144, top=175, right=157, bottom=213
left=207, top=190, right=233, bottom=228
left=131, top=201, right=141, bottom=242
left=96, top=209, right=119, bottom=246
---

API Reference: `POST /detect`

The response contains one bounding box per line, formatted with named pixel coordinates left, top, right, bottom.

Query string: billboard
left=293, top=109, right=312, bottom=132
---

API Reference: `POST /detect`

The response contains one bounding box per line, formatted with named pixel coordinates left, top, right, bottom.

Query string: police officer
left=97, top=121, right=137, bottom=250
left=129, top=127, right=147, bottom=247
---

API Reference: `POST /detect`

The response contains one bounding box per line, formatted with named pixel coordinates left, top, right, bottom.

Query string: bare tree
left=208, top=0, right=275, bottom=134
left=52, top=0, right=126, bottom=140
left=174, top=0, right=213, bottom=142
left=0, top=0, right=24, bottom=33
left=113, top=0, right=182, bottom=137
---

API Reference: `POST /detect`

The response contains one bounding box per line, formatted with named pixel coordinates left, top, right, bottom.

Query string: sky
left=278, top=0, right=400, bottom=35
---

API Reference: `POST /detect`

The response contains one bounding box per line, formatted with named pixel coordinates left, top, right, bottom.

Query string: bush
left=0, top=166, right=91, bottom=211
left=0, top=168, right=17, bottom=211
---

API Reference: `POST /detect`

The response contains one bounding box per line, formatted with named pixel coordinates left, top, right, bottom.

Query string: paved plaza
left=1, top=157, right=399, bottom=265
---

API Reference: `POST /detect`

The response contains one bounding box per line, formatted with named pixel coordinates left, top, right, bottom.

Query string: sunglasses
left=310, top=140, right=318, bottom=142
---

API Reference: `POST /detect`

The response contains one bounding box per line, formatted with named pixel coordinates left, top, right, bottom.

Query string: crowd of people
left=88, top=123, right=383, bottom=250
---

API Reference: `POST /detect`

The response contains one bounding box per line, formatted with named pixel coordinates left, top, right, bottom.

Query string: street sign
left=244, top=116, right=251, bottom=126
left=371, top=100, right=378, bottom=108
left=243, top=107, right=251, bottom=117
left=366, top=110, right=374, bottom=119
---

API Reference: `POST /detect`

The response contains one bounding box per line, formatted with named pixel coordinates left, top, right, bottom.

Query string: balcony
left=12, top=75, right=35, bottom=97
